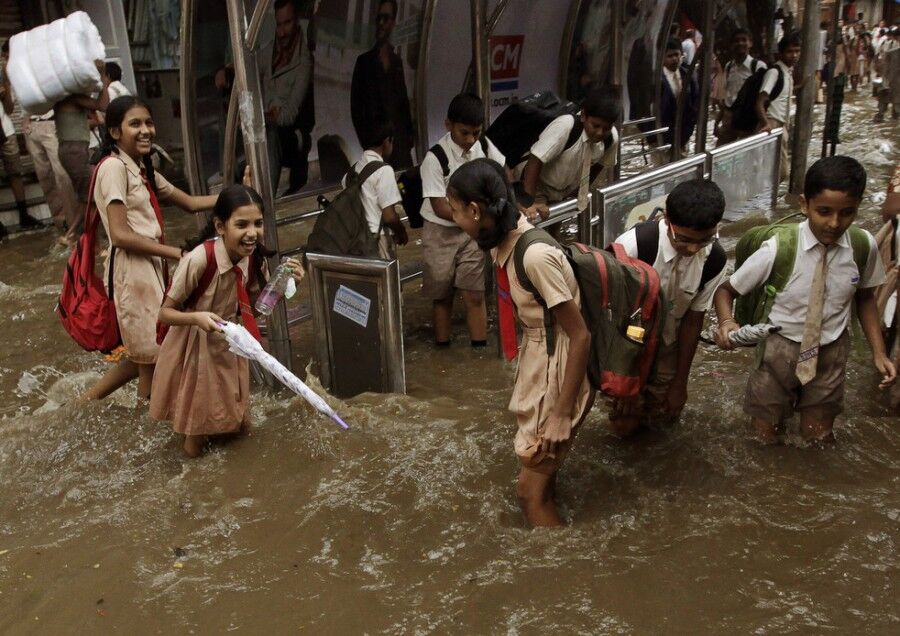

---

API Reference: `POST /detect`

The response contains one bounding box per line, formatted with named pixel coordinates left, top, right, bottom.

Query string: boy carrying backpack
left=305, top=120, right=408, bottom=259
left=610, top=179, right=727, bottom=436
left=714, top=157, right=896, bottom=444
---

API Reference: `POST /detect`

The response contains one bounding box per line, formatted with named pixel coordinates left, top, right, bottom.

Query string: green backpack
left=734, top=216, right=871, bottom=326
left=305, top=161, right=385, bottom=258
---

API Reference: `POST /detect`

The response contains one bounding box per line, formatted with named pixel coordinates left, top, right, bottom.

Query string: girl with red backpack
left=82, top=96, right=220, bottom=401
left=150, top=185, right=304, bottom=457
left=446, top=158, right=595, bottom=527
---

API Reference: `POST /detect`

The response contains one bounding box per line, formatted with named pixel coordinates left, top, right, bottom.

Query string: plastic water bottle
left=255, top=261, right=294, bottom=316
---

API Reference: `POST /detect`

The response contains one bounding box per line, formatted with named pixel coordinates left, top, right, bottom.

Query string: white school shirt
left=107, top=81, right=131, bottom=101
left=517, top=114, right=619, bottom=202
left=342, top=150, right=401, bottom=234
left=729, top=220, right=885, bottom=345
left=724, top=55, right=766, bottom=107
left=760, top=60, right=793, bottom=124
left=617, top=218, right=726, bottom=345
left=682, top=38, right=697, bottom=65
left=419, top=132, right=505, bottom=227
left=663, top=66, right=682, bottom=97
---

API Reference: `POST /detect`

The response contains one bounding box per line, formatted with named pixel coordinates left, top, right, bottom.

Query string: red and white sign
left=489, top=35, right=524, bottom=91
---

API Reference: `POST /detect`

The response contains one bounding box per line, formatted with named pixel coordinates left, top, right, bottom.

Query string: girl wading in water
left=447, top=158, right=594, bottom=526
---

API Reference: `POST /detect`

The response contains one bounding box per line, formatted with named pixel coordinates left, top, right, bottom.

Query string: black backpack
left=397, top=137, right=488, bottom=229
left=632, top=214, right=727, bottom=294
left=729, top=65, right=784, bottom=133
left=485, top=91, right=582, bottom=168
left=305, top=161, right=385, bottom=258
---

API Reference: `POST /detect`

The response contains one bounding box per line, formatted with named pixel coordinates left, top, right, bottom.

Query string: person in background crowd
left=655, top=38, right=699, bottom=164
left=350, top=0, right=415, bottom=170
left=54, top=59, right=110, bottom=246
left=0, top=41, right=41, bottom=240
left=716, top=28, right=766, bottom=146
left=681, top=28, right=697, bottom=66
left=263, top=0, right=313, bottom=194
left=757, top=31, right=801, bottom=183
left=105, top=62, right=131, bottom=102
left=875, top=27, right=900, bottom=123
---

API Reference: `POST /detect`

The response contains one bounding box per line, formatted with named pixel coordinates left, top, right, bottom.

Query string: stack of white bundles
left=7, top=11, right=106, bottom=115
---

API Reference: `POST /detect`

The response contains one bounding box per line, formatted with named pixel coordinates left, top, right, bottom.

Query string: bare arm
left=107, top=201, right=181, bottom=260
left=540, top=299, right=591, bottom=453
left=381, top=204, right=408, bottom=246
left=521, top=156, right=543, bottom=197
left=429, top=196, right=454, bottom=222
left=713, top=281, right=741, bottom=350
left=158, top=295, right=222, bottom=332
left=883, top=190, right=900, bottom=222
left=665, top=309, right=705, bottom=414
left=755, top=92, right=771, bottom=132
left=856, top=287, right=897, bottom=387
left=164, top=187, right=218, bottom=213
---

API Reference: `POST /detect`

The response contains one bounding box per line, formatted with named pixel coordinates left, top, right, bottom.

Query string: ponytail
left=447, top=158, right=520, bottom=250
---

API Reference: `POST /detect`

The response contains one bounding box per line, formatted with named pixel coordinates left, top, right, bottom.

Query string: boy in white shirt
left=421, top=93, right=505, bottom=347
left=715, top=156, right=896, bottom=444
left=611, top=179, right=727, bottom=435
left=515, top=88, right=620, bottom=222
left=343, top=120, right=408, bottom=259
left=717, top=28, right=766, bottom=145
left=757, top=31, right=801, bottom=182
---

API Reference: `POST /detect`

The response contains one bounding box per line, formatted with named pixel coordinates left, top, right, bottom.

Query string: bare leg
left=137, top=363, right=155, bottom=400
left=433, top=296, right=453, bottom=344
left=799, top=413, right=836, bottom=444
left=9, top=175, right=26, bottom=202
left=750, top=417, right=781, bottom=445
left=183, top=435, right=207, bottom=458
left=81, top=360, right=139, bottom=400
left=516, top=468, right=562, bottom=527
left=462, top=290, right=487, bottom=343
left=608, top=396, right=642, bottom=437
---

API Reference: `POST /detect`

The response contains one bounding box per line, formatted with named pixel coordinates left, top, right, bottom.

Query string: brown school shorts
left=1, top=134, right=22, bottom=178
left=421, top=220, right=485, bottom=300
left=744, top=330, right=850, bottom=423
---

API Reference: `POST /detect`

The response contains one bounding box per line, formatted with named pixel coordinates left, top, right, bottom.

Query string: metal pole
left=694, top=0, right=716, bottom=153
left=178, top=0, right=205, bottom=196
left=612, top=0, right=624, bottom=179
left=470, top=0, right=490, bottom=124
left=789, top=0, right=821, bottom=196
left=224, top=0, right=293, bottom=375
left=822, top=0, right=842, bottom=157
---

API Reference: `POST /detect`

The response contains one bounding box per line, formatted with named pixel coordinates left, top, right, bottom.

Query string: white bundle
left=702, top=323, right=782, bottom=347
left=7, top=11, right=106, bottom=115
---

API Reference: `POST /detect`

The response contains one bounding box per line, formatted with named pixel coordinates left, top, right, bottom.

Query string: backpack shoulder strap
left=770, top=65, right=785, bottom=101
left=356, top=160, right=387, bottom=184
left=634, top=219, right=661, bottom=266
left=184, top=239, right=218, bottom=308
left=479, top=136, right=488, bottom=157
left=563, top=116, right=584, bottom=151
left=750, top=58, right=759, bottom=72
left=430, top=144, right=450, bottom=176
left=511, top=228, right=561, bottom=354
left=847, top=225, right=871, bottom=275
left=699, top=240, right=727, bottom=292
left=769, top=224, right=800, bottom=293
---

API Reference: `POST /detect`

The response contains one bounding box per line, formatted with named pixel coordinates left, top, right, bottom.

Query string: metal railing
left=706, top=128, right=784, bottom=214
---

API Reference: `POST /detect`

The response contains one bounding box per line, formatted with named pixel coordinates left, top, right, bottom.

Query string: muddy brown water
left=0, top=97, right=898, bottom=634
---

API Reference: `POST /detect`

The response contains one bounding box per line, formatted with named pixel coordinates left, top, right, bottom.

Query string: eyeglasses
left=376, top=13, right=394, bottom=23
left=667, top=223, right=717, bottom=247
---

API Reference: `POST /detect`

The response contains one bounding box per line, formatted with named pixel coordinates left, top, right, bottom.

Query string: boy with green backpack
left=714, top=156, right=896, bottom=444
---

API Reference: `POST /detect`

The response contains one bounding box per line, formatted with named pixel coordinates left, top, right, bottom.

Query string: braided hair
left=99, top=95, right=158, bottom=195
left=447, top=158, right=520, bottom=250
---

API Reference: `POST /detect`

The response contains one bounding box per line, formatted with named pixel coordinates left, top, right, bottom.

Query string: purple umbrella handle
left=329, top=413, right=350, bottom=430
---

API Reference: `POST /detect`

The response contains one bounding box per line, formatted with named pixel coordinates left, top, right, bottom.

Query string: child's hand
left=874, top=354, right=897, bottom=389
left=393, top=224, right=409, bottom=246
left=194, top=312, right=224, bottom=333
left=540, top=410, right=573, bottom=456
left=284, top=257, right=305, bottom=283
left=715, top=319, right=740, bottom=350
left=664, top=382, right=688, bottom=416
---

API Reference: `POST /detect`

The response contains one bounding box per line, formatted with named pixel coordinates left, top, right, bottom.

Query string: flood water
left=1, top=95, right=898, bottom=634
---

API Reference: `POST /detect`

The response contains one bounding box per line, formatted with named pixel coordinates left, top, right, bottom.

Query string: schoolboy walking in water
left=420, top=93, right=505, bottom=347
left=611, top=180, right=727, bottom=434
left=151, top=185, right=304, bottom=457
left=447, top=158, right=593, bottom=527
left=714, top=157, right=896, bottom=443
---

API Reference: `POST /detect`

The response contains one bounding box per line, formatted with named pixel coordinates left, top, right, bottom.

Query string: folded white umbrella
left=702, top=322, right=782, bottom=347
left=218, top=321, right=349, bottom=430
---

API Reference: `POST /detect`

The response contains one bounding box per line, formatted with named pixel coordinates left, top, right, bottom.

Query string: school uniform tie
left=496, top=265, right=519, bottom=361
left=233, top=265, right=263, bottom=342
left=576, top=143, right=592, bottom=212
left=796, top=244, right=827, bottom=385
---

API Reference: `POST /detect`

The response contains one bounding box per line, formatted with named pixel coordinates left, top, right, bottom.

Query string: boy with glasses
left=609, top=179, right=728, bottom=435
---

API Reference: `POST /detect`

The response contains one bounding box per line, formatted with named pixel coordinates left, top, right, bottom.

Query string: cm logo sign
left=489, top=35, right=523, bottom=92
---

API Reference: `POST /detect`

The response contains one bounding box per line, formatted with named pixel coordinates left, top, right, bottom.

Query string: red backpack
left=56, top=157, right=121, bottom=353
left=155, top=239, right=218, bottom=345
